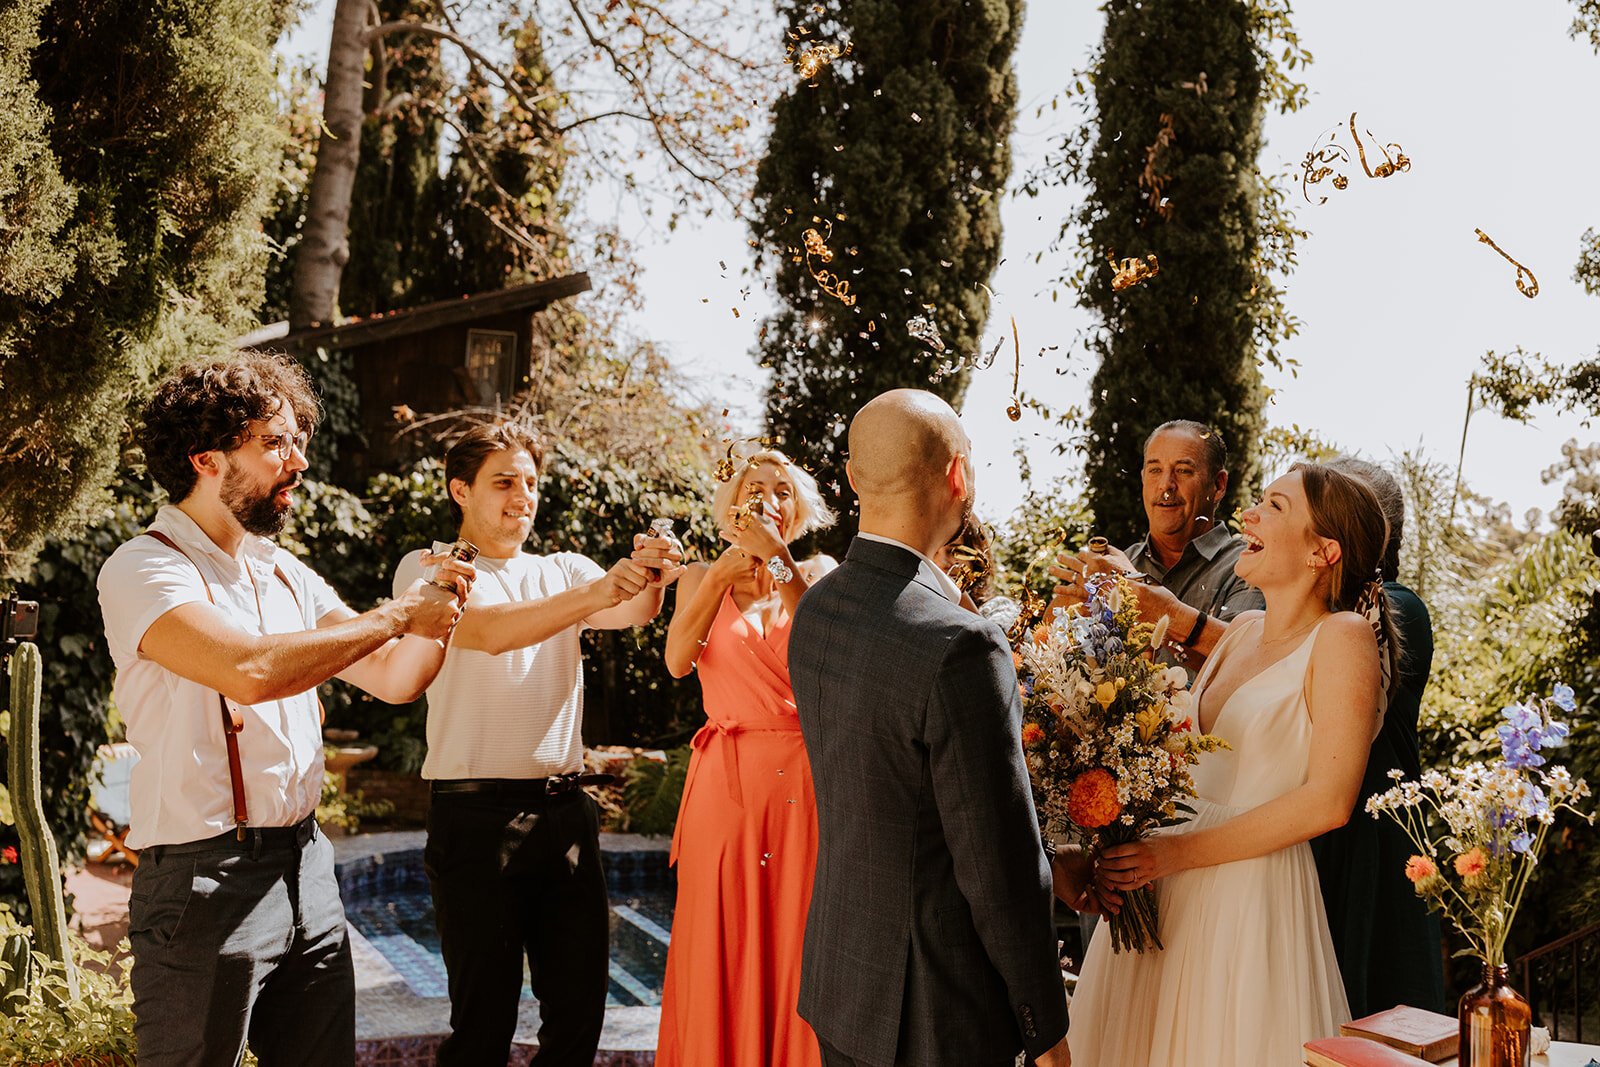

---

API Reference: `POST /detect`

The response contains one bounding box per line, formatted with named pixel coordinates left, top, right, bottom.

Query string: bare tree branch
left=367, top=19, right=557, bottom=120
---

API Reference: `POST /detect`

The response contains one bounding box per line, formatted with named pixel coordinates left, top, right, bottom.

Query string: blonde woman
left=657, top=449, right=836, bottom=1067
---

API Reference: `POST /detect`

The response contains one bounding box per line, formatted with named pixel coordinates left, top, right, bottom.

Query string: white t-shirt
left=97, top=505, right=347, bottom=847
left=393, top=549, right=606, bottom=780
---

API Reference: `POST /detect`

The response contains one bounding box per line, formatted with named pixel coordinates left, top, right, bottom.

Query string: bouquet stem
left=1107, top=884, right=1163, bottom=953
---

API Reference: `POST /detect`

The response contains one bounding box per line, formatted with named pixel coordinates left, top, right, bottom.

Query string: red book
left=1341, top=1005, right=1460, bottom=1062
left=1304, top=1036, right=1437, bottom=1067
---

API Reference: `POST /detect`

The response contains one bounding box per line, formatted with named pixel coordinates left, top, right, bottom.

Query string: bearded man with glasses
left=96, top=351, right=474, bottom=1067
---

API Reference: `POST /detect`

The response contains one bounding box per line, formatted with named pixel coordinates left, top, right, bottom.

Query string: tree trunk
left=289, top=0, right=371, bottom=331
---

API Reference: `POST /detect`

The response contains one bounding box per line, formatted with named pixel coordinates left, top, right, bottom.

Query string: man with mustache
left=1050, top=420, right=1263, bottom=671
left=97, top=352, right=471, bottom=1067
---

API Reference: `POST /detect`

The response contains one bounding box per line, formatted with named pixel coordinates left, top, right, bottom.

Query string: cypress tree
left=752, top=0, right=1022, bottom=546
left=1058, top=0, right=1305, bottom=543
left=425, top=19, right=570, bottom=298
left=0, top=0, right=288, bottom=580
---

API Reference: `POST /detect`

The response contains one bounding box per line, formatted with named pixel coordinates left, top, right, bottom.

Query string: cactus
left=5, top=642, right=75, bottom=1000
left=0, top=930, right=30, bottom=1014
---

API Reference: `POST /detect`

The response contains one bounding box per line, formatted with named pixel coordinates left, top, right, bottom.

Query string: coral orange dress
left=657, top=591, right=821, bottom=1067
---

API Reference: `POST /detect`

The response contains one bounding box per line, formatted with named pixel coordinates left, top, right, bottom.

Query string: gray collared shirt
left=1127, top=523, right=1264, bottom=623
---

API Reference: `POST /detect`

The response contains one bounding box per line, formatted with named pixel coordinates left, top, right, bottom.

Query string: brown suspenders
left=142, top=529, right=310, bottom=840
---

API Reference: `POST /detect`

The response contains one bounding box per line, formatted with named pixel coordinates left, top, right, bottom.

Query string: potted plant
left=1368, top=685, right=1595, bottom=1067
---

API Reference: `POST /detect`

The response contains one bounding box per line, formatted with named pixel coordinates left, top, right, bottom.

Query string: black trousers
left=425, top=788, right=609, bottom=1067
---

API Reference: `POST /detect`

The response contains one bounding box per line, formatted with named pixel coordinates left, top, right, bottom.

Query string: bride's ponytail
left=1291, top=463, right=1405, bottom=713
left=1353, top=575, right=1401, bottom=717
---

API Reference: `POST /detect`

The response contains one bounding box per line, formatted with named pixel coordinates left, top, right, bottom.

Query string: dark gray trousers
left=128, top=816, right=354, bottom=1067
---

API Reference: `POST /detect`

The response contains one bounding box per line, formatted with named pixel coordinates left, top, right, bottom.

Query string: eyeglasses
left=240, top=430, right=310, bottom=461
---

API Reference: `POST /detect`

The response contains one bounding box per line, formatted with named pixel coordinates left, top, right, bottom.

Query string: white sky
left=282, top=1, right=1600, bottom=527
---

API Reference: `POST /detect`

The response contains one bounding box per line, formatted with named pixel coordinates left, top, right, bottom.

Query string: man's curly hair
left=142, top=351, right=322, bottom=502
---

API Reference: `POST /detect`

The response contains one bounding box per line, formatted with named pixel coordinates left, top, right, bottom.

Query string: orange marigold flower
left=1404, top=855, right=1438, bottom=884
left=1012, top=650, right=1024, bottom=671
left=1021, top=722, right=1045, bottom=746
left=1454, top=847, right=1488, bottom=882
left=1067, top=768, right=1122, bottom=829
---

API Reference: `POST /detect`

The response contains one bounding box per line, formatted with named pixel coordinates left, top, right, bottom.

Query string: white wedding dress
left=1068, top=617, right=1350, bottom=1066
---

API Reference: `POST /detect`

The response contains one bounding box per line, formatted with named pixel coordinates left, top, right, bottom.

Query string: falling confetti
left=789, top=41, right=851, bottom=81
left=1006, top=316, right=1023, bottom=421
left=1300, top=113, right=1410, bottom=204
left=1474, top=228, right=1539, bottom=298
left=907, top=314, right=945, bottom=352
left=1349, top=112, right=1411, bottom=179
left=1109, top=253, right=1160, bottom=292
left=801, top=224, right=857, bottom=307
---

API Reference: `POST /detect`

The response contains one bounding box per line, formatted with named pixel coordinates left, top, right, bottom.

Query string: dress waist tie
left=670, top=717, right=805, bottom=865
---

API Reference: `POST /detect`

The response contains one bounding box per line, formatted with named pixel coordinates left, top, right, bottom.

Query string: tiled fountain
left=336, top=830, right=673, bottom=1066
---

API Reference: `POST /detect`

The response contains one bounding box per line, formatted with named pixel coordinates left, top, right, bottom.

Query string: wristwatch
left=766, top=556, right=795, bottom=584
left=1180, top=608, right=1209, bottom=648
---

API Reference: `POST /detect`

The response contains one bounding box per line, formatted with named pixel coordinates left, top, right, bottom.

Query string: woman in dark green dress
left=1311, top=458, right=1446, bottom=1016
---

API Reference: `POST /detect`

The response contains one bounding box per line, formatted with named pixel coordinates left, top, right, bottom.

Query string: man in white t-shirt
left=392, top=423, right=681, bottom=1067
left=97, top=352, right=472, bottom=1067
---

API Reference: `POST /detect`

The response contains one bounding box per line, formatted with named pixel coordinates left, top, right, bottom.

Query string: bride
left=1067, top=462, right=1401, bottom=1066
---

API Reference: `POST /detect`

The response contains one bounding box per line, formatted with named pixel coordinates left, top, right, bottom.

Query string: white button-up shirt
left=97, top=505, right=346, bottom=847
left=856, top=531, right=964, bottom=604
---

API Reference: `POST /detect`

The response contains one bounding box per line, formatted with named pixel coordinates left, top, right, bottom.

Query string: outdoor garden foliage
left=752, top=0, right=1023, bottom=552
left=1023, top=0, right=1311, bottom=544
left=0, top=0, right=290, bottom=582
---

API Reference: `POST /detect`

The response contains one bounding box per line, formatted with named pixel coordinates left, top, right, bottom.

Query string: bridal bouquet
left=1366, top=686, right=1594, bottom=967
left=1015, top=574, right=1227, bottom=953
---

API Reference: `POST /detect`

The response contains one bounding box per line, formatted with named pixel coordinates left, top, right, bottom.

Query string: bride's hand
left=1097, top=836, right=1184, bottom=891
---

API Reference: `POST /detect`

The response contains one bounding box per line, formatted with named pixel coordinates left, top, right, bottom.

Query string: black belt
left=430, top=773, right=617, bottom=799
left=147, top=812, right=319, bottom=860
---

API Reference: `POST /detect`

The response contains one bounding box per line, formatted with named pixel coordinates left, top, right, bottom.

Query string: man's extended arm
left=140, top=582, right=460, bottom=706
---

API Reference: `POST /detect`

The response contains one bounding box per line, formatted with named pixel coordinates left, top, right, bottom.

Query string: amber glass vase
left=1457, top=962, right=1532, bottom=1067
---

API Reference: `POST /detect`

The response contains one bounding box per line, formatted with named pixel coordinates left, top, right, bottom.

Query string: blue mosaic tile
left=342, top=843, right=677, bottom=1008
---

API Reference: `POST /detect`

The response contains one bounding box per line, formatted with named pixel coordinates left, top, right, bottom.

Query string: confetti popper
left=1474, top=228, right=1539, bottom=299
left=1109, top=253, right=1160, bottom=292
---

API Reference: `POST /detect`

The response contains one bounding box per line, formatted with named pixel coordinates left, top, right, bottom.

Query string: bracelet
left=766, top=556, right=795, bottom=584
left=1181, top=608, right=1209, bottom=648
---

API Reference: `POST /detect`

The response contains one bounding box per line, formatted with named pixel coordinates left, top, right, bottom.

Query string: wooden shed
left=240, top=272, right=590, bottom=485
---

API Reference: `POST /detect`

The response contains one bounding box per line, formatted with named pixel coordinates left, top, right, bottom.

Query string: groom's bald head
left=846, top=389, right=969, bottom=502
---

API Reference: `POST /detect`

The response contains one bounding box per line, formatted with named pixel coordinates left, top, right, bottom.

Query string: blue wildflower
left=1550, top=683, right=1576, bottom=713
left=1510, top=831, right=1534, bottom=855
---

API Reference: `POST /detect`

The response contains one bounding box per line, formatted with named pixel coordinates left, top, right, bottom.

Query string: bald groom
left=789, top=390, right=1075, bottom=1067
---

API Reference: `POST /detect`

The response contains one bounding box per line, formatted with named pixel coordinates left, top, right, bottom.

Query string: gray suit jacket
left=790, top=537, right=1069, bottom=1067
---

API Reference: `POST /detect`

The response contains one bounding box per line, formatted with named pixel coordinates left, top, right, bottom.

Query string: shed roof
left=235, top=272, right=592, bottom=354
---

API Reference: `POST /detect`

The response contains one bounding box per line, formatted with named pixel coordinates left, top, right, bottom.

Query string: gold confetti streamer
left=1348, top=112, right=1411, bottom=179
left=1474, top=228, right=1539, bottom=299
left=1109, top=252, right=1160, bottom=292
left=1006, top=316, right=1022, bottom=421
left=801, top=223, right=857, bottom=307
left=1300, top=131, right=1351, bottom=205
left=1300, top=113, right=1410, bottom=204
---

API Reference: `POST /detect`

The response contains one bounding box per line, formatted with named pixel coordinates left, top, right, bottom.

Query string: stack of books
left=1303, top=1006, right=1459, bottom=1066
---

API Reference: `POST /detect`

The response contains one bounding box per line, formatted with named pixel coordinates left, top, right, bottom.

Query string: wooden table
left=1439, top=1042, right=1600, bottom=1066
